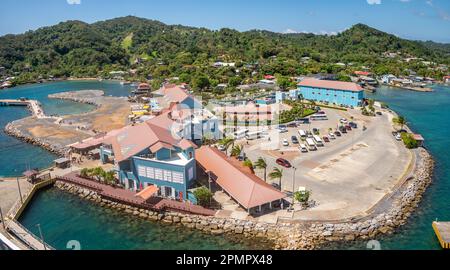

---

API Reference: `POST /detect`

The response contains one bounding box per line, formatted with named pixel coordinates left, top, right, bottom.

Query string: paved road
left=243, top=107, right=412, bottom=221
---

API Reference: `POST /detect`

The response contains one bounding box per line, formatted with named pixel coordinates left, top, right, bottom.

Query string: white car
left=218, top=145, right=226, bottom=151
left=395, top=133, right=402, bottom=141
left=279, top=128, right=288, bottom=133
left=282, top=139, right=289, bottom=146
left=340, top=118, right=348, bottom=124
left=329, top=132, right=336, bottom=139
left=299, top=144, right=308, bottom=153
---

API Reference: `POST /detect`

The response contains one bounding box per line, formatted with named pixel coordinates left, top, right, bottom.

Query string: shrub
left=193, top=187, right=213, bottom=207
left=401, top=133, right=419, bottom=149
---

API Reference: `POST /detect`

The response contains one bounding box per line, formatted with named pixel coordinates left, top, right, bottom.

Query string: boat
left=120, top=81, right=132, bottom=86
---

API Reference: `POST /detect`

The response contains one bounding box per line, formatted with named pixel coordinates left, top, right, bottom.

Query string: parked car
left=340, top=118, right=348, bottom=124
left=317, top=111, right=326, bottom=115
left=291, top=136, right=299, bottom=144
left=349, top=122, right=358, bottom=129
left=345, top=125, right=352, bottom=131
left=323, top=136, right=330, bottom=143
left=376, top=111, right=383, bottom=116
left=287, top=122, right=297, bottom=128
left=329, top=132, right=336, bottom=139
left=395, top=133, right=402, bottom=141
left=276, top=158, right=292, bottom=168
left=392, top=131, right=398, bottom=137
left=297, top=118, right=310, bottom=124
left=299, top=144, right=308, bottom=153
left=334, top=131, right=342, bottom=137
left=339, top=126, right=347, bottom=133
left=282, top=139, right=289, bottom=146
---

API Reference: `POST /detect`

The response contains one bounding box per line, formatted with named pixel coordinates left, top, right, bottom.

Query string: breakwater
left=52, top=148, right=433, bottom=250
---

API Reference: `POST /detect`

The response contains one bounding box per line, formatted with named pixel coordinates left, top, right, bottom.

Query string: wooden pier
left=0, top=99, right=29, bottom=106
left=432, top=221, right=450, bottom=249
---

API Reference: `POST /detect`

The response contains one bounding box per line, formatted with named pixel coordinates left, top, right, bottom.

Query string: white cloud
left=67, top=0, right=81, bottom=5
left=282, top=29, right=340, bottom=36
left=367, top=0, right=382, bottom=5
left=283, top=29, right=300, bottom=34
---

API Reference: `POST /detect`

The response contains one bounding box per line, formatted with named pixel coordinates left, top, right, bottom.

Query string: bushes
left=401, top=133, right=419, bottom=149
left=193, top=187, right=213, bottom=207
left=79, top=167, right=117, bottom=185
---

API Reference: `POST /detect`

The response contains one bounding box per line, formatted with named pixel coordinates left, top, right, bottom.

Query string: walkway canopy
left=195, top=146, right=286, bottom=210
left=135, top=185, right=159, bottom=200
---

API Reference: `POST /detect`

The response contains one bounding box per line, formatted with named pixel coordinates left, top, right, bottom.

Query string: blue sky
left=1, top=0, right=450, bottom=42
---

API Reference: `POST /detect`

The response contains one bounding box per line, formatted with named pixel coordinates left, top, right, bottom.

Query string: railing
left=6, top=220, right=55, bottom=250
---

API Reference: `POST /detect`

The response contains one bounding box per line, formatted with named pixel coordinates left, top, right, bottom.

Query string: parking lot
left=239, top=106, right=412, bottom=221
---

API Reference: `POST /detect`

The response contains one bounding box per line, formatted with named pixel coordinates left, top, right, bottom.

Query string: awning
left=23, top=170, right=39, bottom=178
left=135, top=185, right=159, bottom=200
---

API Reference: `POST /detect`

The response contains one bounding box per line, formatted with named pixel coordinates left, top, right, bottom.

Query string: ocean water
left=323, top=84, right=450, bottom=250
left=0, top=81, right=134, bottom=177
left=18, top=188, right=258, bottom=250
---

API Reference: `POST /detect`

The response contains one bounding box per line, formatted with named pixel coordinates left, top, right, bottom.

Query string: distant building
left=298, top=79, right=365, bottom=107
left=381, top=74, right=397, bottom=85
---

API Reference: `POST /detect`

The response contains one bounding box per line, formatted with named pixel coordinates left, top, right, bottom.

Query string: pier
left=0, top=99, right=47, bottom=118
left=433, top=221, right=450, bottom=249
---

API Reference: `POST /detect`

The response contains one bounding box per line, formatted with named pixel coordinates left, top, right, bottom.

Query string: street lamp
left=291, top=167, right=297, bottom=210
left=16, top=176, right=23, bottom=205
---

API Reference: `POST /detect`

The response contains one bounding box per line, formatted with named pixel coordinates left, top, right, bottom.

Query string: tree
left=219, top=137, right=235, bottom=155
left=243, top=159, right=255, bottom=174
left=193, top=187, right=213, bottom=207
left=401, top=133, right=419, bottom=149
left=393, top=116, right=407, bottom=131
left=294, top=190, right=311, bottom=204
left=192, top=74, right=210, bottom=90
left=269, top=167, right=283, bottom=190
left=230, top=145, right=243, bottom=158
left=276, top=75, right=291, bottom=90
left=255, top=157, right=268, bottom=182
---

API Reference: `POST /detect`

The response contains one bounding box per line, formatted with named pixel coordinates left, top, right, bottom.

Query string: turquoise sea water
left=18, top=188, right=258, bottom=250
left=0, top=81, right=134, bottom=177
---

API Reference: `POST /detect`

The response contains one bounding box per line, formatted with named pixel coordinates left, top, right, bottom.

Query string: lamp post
left=291, top=167, right=297, bottom=210
left=16, top=177, right=23, bottom=205
left=36, top=224, right=47, bottom=251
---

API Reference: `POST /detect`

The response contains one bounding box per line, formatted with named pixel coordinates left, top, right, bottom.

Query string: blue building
left=99, top=112, right=198, bottom=202
left=297, top=79, right=365, bottom=107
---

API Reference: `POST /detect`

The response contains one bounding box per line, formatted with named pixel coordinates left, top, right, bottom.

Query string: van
left=306, top=138, right=317, bottom=151
left=298, top=130, right=307, bottom=139
left=299, top=144, right=308, bottom=153
left=313, top=135, right=324, bottom=147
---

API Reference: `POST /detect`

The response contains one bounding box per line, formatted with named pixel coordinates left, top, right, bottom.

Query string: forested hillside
left=1, top=16, right=449, bottom=89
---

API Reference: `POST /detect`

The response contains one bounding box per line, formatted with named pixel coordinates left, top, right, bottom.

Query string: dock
left=0, top=99, right=47, bottom=118
left=432, top=221, right=450, bottom=249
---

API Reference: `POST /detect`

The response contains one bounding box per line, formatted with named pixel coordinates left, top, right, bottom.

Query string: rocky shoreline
left=4, top=121, right=67, bottom=156
left=52, top=148, right=434, bottom=250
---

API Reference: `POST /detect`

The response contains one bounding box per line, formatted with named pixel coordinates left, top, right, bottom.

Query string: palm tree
left=255, top=157, right=268, bottom=182
left=230, top=145, right=243, bottom=158
left=393, top=116, right=407, bottom=131
left=219, top=137, right=235, bottom=155
left=243, top=159, right=255, bottom=174
left=269, top=167, right=283, bottom=190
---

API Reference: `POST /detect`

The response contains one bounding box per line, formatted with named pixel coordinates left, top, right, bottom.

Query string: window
left=138, top=166, right=146, bottom=177
left=154, top=169, right=163, bottom=180
left=172, top=172, right=184, bottom=184
left=188, top=167, right=194, bottom=180
left=146, top=167, right=154, bottom=178
left=164, top=170, right=172, bottom=182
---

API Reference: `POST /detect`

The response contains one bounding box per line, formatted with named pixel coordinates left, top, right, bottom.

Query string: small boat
left=120, top=81, right=132, bottom=86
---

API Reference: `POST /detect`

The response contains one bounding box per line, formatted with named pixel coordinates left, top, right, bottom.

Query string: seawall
left=51, top=148, right=434, bottom=250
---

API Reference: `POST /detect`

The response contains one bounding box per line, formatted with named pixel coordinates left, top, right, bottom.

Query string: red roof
left=195, top=146, right=286, bottom=209
left=264, top=75, right=276, bottom=80
left=137, top=83, right=150, bottom=90
left=155, top=84, right=191, bottom=104
left=444, top=76, right=450, bottom=79
left=354, top=71, right=371, bottom=76
left=298, top=78, right=364, bottom=92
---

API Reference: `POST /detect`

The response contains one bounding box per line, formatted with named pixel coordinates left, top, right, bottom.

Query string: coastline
left=46, top=147, right=433, bottom=250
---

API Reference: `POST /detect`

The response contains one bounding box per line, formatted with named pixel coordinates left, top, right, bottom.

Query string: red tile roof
left=354, top=71, right=371, bottom=76
left=298, top=78, right=364, bottom=92
left=195, top=146, right=286, bottom=210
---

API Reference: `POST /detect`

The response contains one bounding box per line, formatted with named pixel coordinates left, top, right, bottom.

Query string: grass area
left=121, top=33, right=133, bottom=51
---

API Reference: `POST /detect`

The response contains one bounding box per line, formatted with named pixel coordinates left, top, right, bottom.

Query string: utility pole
left=16, top=177, right=23, bottom=204
left=36, top=224, right=47, bottom=251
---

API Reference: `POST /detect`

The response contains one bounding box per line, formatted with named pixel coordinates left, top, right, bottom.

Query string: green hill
left=1, top=16, right=448, bottom=89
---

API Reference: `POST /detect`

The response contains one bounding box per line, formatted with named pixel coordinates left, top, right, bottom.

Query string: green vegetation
left=269, top=167, right=283, bottom=190
left=1, top=17, right=449, bottom=88
left=193, top=187, right=213, bottom=207
left=393, top=116, right=407, bottom=131
left=294, top=190, right=311, bottom=204
left=280, top=100, right=316, bottom=123
left=401, top=133, right=419, bottom=149
left=255, top=157, right=268, bottom=182
left=80, top=167, right=117, bottom=186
